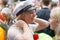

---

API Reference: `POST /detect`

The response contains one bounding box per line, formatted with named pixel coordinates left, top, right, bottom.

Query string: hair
left=51, top=7, right=60, bottom=40
left=17, top=12, right=25, bottom=20
left=51, top=2, right=57, bottom=8
left=50, top=7, right=60, bottom=22
left=42, top=0, right=51, bottom=6
left=3, top=0, right=8, bottom=6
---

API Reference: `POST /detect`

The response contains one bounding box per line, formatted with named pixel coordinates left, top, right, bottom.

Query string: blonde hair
left=51, top=7, right=60, bottom=40
left=17, top=12, right=25, bottom=20
left=50, top=7, right=60, bottom=22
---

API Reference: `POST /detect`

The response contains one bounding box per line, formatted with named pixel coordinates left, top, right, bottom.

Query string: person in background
left=0, top=12, right=6, bottom=40
left=1, top=7, right=13, bottom=26
left=36, top=0, right=55, bottom=37
left=0, top=0, right=4, bottom=11
left=15, top=0, right=25, bottom=5
left=0, top=8, right=11, bottom=40
left=52, top=0, right=60, bottom=7
left=0, top=11, right=8, bottom=32
left=0, top=0, right=8, bottom=11
left=36, top=0, right=51, bottom=21
left=49, top=7, right=60, bottom=40
left=34, top=0, right=42, bottom=12
left=57, top=0, right=60, bottom=6
left=7, top=1, right=49, bottom=40
left=48, top=1, right=57, bottom=10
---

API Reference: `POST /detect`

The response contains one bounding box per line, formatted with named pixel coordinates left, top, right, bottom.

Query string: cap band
left=16, top=5, right=33, bottom=16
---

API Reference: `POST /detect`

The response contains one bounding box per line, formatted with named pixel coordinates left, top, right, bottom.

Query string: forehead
left=25, top=10, right=36, bottom=15
left=25, top=10, right=35, bottom=13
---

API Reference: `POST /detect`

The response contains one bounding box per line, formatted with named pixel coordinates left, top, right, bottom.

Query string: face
left=23, top=10, right=36, bottom=24
left=49, top=14, right=58, bottom=30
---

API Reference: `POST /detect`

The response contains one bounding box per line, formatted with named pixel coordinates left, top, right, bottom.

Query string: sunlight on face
left=49, top=15, right=58, bottom=30
left=24, top=10, right=36, bottom=24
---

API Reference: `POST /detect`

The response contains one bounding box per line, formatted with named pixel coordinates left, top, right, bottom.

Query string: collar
left=42, top=5, right=48, bottom=8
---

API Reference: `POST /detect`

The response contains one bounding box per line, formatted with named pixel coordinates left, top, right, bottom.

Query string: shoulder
left=7, top=25, right=21, bottom=40
left=8, top=25, right=19, bottom=33
left=7, top=24, right=23, bottom=40
left=7, top=25, right=20, bottom=36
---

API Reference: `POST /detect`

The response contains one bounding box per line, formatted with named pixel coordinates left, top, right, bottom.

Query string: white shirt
left=7, top=22, right=38, bottom=40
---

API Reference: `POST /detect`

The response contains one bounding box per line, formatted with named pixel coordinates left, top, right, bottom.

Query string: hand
left=14, top=20, right=28, bottom=28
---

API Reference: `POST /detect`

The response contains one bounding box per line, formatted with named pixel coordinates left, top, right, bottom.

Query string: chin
left=27, top=20, right=34, bottom=24
left=28, top=22, right=33, bottom=24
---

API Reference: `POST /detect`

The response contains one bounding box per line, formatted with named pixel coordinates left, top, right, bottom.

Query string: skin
left=13, top=9, right=49, bottom=40
left=22, top=10, right=36, bottom=24
left=49, top=14, right=58, bottom=30
left=16, top=10, right=49, bottom=31
left=15, top=10, right=36, bottom=29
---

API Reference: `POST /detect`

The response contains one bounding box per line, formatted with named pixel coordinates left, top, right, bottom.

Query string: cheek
left=24, top=15, right=30, bottom=22
left=49, top=19, right=58, bottom=30
left=49, top=19, right=53, bottom=25
left=26, top=15, right=33, bottom=22
left=49, top=19, right=54, bottom=29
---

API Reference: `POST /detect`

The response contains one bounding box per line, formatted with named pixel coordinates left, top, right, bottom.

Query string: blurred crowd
left=0, top=0, right=60, bottom=40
